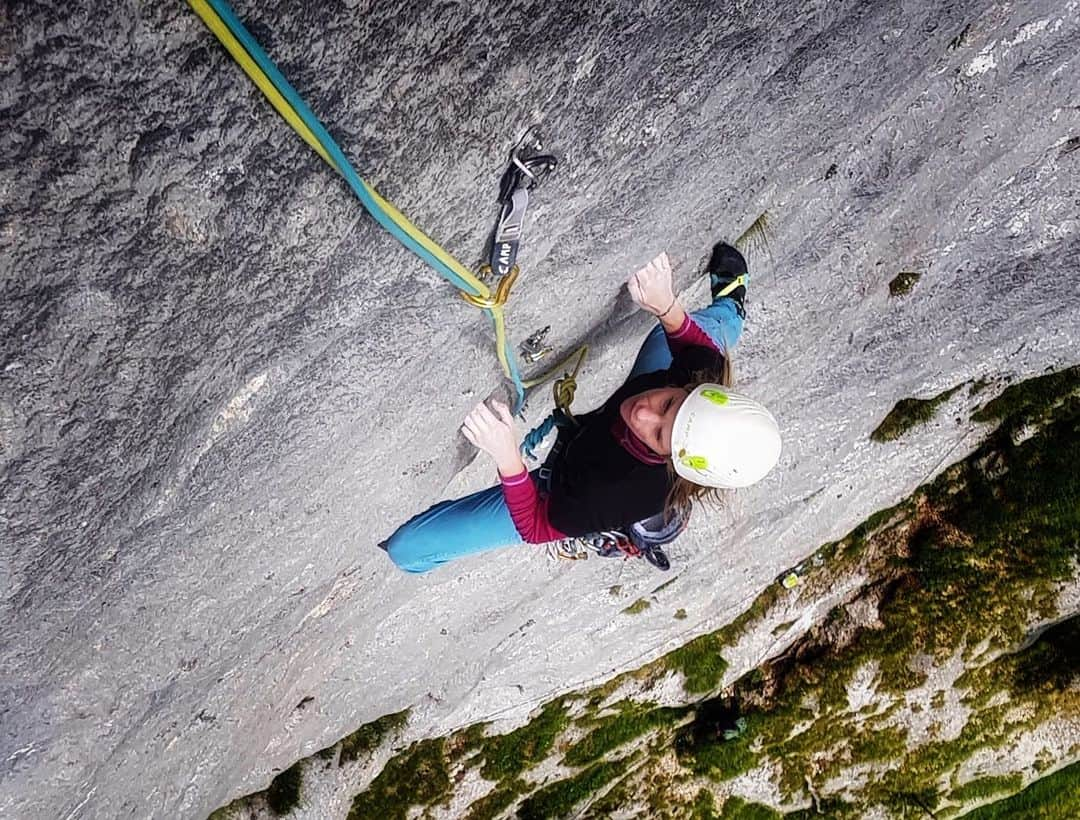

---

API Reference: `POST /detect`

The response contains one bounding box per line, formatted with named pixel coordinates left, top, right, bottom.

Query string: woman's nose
left=635, top=404, right=661, bottom=423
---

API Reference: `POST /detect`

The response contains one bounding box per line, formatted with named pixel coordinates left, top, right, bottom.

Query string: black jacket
left=543, top=343, right=723, bottom=536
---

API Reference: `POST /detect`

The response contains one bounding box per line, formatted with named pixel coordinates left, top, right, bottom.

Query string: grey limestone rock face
left=1, top=0, right=1077, bottom=817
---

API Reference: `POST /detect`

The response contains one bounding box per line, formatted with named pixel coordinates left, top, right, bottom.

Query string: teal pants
left=384, top=298, right=744, bottom=573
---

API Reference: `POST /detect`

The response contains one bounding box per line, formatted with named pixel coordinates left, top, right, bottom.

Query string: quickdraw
left=485, top=127, right=557, bottom=278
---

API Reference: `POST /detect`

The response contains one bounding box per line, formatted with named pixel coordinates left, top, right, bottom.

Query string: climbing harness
left=547, top=529, right=674, bottom=572
left=187, top=0, right=542, bottom=411
left=542, top=499, right=690, bottom=572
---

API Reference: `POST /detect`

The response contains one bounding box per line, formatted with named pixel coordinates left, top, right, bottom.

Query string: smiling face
left=619, top=386, right=690, bottom=456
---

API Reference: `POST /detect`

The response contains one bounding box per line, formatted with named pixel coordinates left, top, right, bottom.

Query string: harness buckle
left=537, top=467, right=553, bottom=493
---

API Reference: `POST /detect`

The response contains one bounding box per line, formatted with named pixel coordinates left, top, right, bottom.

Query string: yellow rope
left=520, top=343, right=588, bottom=417
left=523, top=343, right=587, bottom=391
left=361, top=181, right=488, bottom=294
left=189, top=0, right=337, bottom=170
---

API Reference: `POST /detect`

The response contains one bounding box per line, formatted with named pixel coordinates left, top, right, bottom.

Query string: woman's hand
left=627, top=252, right=677, bottom=316
left=461, top=400, right=525, bottom=477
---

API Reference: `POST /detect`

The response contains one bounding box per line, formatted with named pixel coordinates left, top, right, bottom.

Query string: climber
left=381, top=243, right=781, bottom=573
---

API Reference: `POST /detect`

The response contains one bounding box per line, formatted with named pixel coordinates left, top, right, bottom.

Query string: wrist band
left=657, top=297, right=677, bottom=318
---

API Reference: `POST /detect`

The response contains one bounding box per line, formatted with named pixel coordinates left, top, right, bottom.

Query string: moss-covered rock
left=337, top=708, right=410, bottom=763
left=516, top=757, right=630, bottom=820
left=888, top=270, right=922, bottom=297
left=563, top=700, right=688, bottom=767
left=477, top=698, right=570, bottom=783
left=265, top=761, right=304, bottom=815
left=871, top=384, right=962, bottom=442
left=622, top=598, right=652, bottom=615
left=719, top=795, right=782, bottom=819
left=961, top=759, right=1080, bottom=819
left=347, top=737, right=450, bottom=820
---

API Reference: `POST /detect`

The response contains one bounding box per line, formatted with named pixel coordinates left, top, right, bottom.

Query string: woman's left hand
left=627, top=252, right=676, bottom=316
left=461, top=400, right=525, bottom=477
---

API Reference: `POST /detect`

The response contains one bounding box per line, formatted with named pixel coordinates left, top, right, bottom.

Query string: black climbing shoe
left=707, top=242, right=748, bottom=318
left=641, top=544, right=671, bottom=571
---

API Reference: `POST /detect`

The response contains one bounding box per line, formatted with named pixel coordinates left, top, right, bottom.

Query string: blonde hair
left=663, top=353, right=735, bottom=520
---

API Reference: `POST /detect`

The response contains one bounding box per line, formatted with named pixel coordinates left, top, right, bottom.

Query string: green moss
left=580, top=774, right=634, bottom=818
left=1011, top=615, right=1080, bottom=692
left=719, top=795, right=782, bottom=819
left=641, top=761, right=685, bottom=817
left=563, top=702, right=688, bottom=767
left=665, top=631, right=730, bottom=694
left=207, top=802, right=240, bottom=820
left=338, top=708, right=410, bottom=763
left=479, top=699, right=570, bottom=783
left=623, top=598, right=652, bottom=615
left=675, top=608, right=688, bottom=620
left=206, top=763, right=306, bottom=817
left=465, top=778, right=527, bottom=820
left=884, top=788, right=941, bottom=817
left=971, top=365, right=1080, bottom=424
left=888, top=270, right=922, bottom=296
left=961, top=760, right=1080, bottom=819
left=449, top=721, right=490, bottom=763
left=950, top=773, right=1023, bottom=803
left=784, top=797, right=857, bottom=819
left=659, top=565, right=791, bottom=696
left=771, top=619, right=796, bottom=637
left=676, top=706, right=763, bottom=781
left=871, top=384, right=962, bottom=442
left=266, top=761, right=304, bottom=816
left=691, top=788, right=719, bottom=819
left=347, top=738, right=449, bottom=820
left=813, top=609, right=1077, bottom=809
left=516, top=758, right=627, bottom=820
left=861, top=372, right=1078, bottom=671
left=848, top=725, right=909, bottom=763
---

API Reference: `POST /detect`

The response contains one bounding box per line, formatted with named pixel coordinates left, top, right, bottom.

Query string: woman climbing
left=381, top=243, right=781, bottom=574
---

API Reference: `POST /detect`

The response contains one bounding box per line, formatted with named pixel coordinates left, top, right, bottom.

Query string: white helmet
left=670, top=385, right=781, bottom=488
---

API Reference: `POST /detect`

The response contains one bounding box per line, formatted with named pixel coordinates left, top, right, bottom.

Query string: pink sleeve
left=666, top=313, right=720, bottom=353
left=499, top=470, right=569, bottom=544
